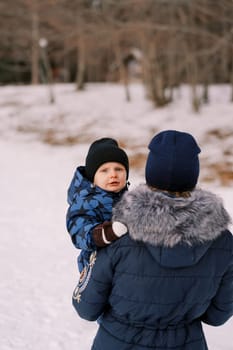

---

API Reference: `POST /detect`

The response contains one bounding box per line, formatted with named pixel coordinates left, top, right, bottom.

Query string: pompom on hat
left=145, top=130, right=201, bottom=192
left=85, top=138, right=129, bottom=182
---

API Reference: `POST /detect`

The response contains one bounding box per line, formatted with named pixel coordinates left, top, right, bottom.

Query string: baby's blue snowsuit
left=66, top=166, right=126, bottom=271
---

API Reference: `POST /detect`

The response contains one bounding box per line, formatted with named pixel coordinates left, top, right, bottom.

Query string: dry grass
left=129, top=152, right=147, bottom=169
left=16, top=125, right=233, bottom=186
left=206, top=129, right=233, bottom=139
left=203, top=162, right=233, bottom=186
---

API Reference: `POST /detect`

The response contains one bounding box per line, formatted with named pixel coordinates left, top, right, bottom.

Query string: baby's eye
left=100, top=168, right=108, bottom=173
left=115, top=167, right=124, bottom=172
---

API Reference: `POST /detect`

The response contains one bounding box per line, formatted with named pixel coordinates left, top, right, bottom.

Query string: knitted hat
left=85, top=138, right=129, bottom=182
left=145, top=130, right=201, bottom=191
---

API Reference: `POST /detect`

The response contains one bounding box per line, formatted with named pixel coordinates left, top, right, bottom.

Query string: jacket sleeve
left=72, top=248, right=113, bottom=321
left=66, top=192, right=101, bottom=250
left=201, top=256, right=233, bottom=326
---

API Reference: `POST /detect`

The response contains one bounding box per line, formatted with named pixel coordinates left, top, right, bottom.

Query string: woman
left=72, top=130, right=233, bottom=350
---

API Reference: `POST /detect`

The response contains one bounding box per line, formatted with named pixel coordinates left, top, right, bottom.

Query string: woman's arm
left=201, top=256, right=233, bottom=326
left=72, top=248, right=113, bottom=321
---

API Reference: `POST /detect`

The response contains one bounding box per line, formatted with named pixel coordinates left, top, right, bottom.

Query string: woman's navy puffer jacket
left=73, top=185, right=233, bottom=350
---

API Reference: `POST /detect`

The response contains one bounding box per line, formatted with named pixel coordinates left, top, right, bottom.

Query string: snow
left=0, top=82, right=232, bottom=350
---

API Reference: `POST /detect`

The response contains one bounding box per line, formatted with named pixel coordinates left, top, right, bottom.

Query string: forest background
left=1, top=0, right=233, bottom=112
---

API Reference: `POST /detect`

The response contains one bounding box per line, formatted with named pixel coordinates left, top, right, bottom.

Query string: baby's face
left=93, top=162, right=127, bottom=192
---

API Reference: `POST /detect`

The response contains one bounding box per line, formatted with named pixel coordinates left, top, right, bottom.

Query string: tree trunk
left=76, top=36, right=86, bottom=90
left=231, top=50, right=233, bottom=102
left=31, top=0, right=39, bottom=85
left=188, top=57, right=201, bottom=113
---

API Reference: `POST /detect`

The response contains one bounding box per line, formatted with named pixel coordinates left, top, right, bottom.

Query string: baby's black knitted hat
left=85, top=138, right=129, bottom=182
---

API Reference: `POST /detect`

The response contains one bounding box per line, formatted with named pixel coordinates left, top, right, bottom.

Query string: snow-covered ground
left=0, top=83, right=232, bottom=349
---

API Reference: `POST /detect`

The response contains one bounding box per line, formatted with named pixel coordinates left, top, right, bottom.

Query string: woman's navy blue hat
left=85, top=137, right=129, bottom=182
left=145, top=130, right=201, bottom=192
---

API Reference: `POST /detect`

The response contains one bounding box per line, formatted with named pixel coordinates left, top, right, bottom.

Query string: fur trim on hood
left=112, top=184, right=231, bottom=248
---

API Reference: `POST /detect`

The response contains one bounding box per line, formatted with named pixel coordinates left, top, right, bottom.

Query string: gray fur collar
left=112, top=184, right=231, bottom=247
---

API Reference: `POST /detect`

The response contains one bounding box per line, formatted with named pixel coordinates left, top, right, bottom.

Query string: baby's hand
left=92, top=221, right=128, bottom=247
